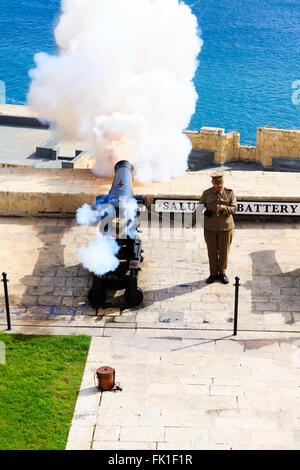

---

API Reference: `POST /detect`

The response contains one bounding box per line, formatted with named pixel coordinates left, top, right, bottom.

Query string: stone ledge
left=0, top=168, right=299, bottom=217
left=0, top=103, right=39, bottom=118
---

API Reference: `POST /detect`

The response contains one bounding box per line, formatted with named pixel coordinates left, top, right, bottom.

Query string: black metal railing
left=1, top=272, right=11, bottom=331
left=233, top=276, right=240, bottom=336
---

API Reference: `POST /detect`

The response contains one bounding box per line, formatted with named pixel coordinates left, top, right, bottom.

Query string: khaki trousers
left=204, top=229, right=233, bottom=275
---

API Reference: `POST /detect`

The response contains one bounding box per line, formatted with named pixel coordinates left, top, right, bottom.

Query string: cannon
left=87, top=160, right=146, bottom=310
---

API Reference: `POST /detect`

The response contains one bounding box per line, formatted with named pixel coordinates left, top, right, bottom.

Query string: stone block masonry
left=184, top=126, right=300, bottom=169
left=256, top=127, right=300, bottom=167
left=0, top=167, right=300, bottom=218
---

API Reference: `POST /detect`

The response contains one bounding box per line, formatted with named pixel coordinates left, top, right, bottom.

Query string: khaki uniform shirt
left=200, top=187, right=237, bottom=232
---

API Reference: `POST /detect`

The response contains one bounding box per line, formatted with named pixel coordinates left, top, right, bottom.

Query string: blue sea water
left=0, top=0, right=299, bottom=144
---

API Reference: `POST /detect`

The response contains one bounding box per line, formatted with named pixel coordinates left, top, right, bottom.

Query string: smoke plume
left=75, top=196, right=139, bottom=275
left=28, top=0, right=202, bottom=182
left=76, top=232, right=120, bottom=276
left=76, top=203, right=99, bottom=226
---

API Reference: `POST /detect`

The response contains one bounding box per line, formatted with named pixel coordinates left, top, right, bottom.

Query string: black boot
left=219, top=274, right=229, bottom=284
left=206, top=275, right=218, bottom=284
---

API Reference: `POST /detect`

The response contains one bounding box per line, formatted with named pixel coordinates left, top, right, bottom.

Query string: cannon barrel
left=95, top=160, right=134, bottom=210
left=95, top=160, right=146, bottom=212
left=89, top=160, right=145, bottom=310
left=109, top=160, right=134, bottom=203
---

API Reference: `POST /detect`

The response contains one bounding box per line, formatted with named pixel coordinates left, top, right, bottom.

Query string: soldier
left=200, top=171, right=237, bottom=284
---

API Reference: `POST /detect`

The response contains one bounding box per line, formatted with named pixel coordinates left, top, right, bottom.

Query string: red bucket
left=95, top=366, right=115, bottom=391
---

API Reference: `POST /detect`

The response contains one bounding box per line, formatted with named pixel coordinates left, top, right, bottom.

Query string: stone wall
left=184, top=127, right=240, bottom=164
left=256, top=127, right=300, bottom=167
left=0, top=163, right=35, bottom=169
left=239, top=145, right=256, bottom=161
left=184, top=126, right=300, bottom=168
left=1, top=167, right=299, bottom=218
left=73, top=151, right=90, bottom=169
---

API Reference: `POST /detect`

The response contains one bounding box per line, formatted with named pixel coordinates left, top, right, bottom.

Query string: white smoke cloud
left=76, top=197, right=139, bottom=275
left=27, top=0, right=202, bottom=182
left=76, top=203, right=98, bottom=226
left=123, top=197, right=139, bottom=239
left=76, top=232, right=120, bottom=276
left=124, top=197, right=138, bottom=223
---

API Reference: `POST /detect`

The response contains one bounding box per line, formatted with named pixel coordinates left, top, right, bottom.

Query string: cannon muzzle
left=107, top=160, right=134, bottom=207
left=95, top=160, right=146, bottom=211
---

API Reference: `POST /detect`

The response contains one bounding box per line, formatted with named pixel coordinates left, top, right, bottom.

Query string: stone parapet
left=0, top=168, right=300, bottom=218
left=0, top=103, right=39, bottom=118
left=185, top=125, right=300, bottom=168
left=239, top=145, right=256, bottom=161
left=256, top=127, right=300, bottom=167
left=184, top=127, right=240, bottom=164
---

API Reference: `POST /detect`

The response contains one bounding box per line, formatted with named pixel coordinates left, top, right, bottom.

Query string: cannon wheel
left=88, top=286, right=107, bottom=309
left=124, top=287, right=143, bottom=307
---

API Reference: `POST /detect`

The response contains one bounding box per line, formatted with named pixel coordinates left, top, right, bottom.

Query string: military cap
left=210, top=171, right=224, bottom=182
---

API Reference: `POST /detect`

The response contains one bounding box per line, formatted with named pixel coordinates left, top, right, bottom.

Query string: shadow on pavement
left=244, top=250, right=300, bottom=325
left=20, top=223, right=92, bottom=309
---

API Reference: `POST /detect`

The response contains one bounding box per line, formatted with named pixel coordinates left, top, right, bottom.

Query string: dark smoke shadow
left=20, top=223, right=93, bottom=312
left=244, top=250, right=300, bottom=325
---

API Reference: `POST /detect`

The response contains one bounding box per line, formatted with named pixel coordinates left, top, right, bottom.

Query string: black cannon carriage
left=87, top=160, right=146, bottom=310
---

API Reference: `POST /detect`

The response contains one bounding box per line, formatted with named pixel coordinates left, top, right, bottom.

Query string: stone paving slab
left=0, top=217, right=299, bottom=333
left=0, top=216, right=299, bottom=450
left=65, top=330, right=300, bottom=450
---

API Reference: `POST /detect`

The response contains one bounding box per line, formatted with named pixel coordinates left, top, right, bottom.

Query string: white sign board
left=154, top=199, right=300, bottom=216
left=154, top=199, right=200, bottom=213
left=236, top=201, right=300, bottom=216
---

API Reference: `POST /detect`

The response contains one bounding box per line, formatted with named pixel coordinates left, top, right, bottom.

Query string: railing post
left=2, top=272, right=11, bottom=331
left=233, top=276, right=240, bottom=336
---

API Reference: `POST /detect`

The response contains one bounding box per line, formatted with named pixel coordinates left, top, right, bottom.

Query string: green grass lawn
left=0, top=332, right=91, bottom=450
